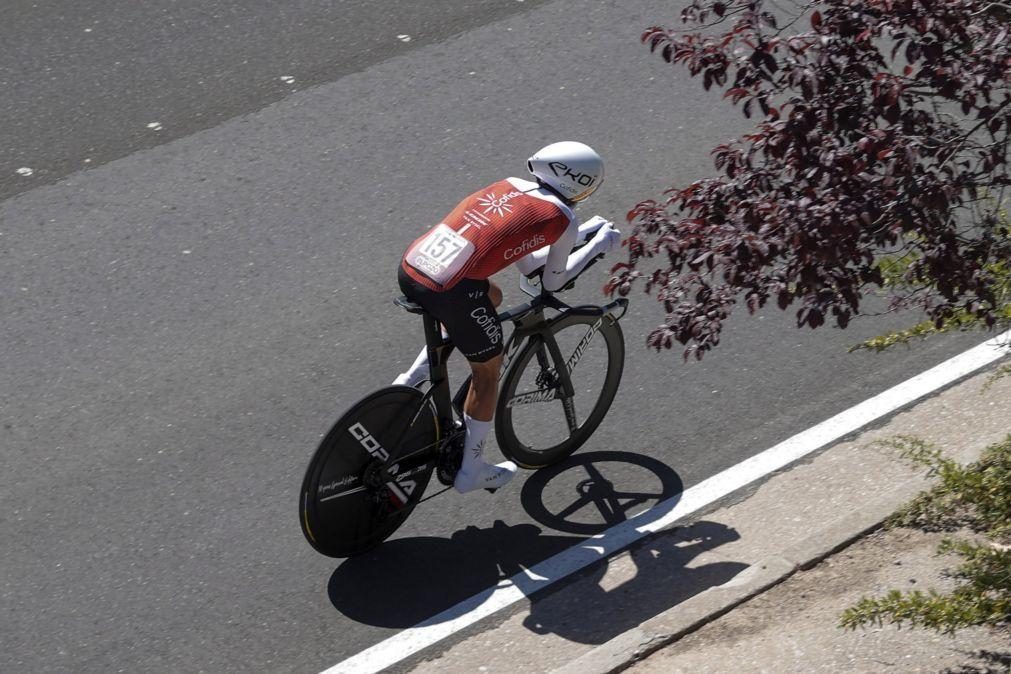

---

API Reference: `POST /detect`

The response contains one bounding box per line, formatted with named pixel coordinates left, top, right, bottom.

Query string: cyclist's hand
left=591, top=222, right=622, bottom=255
left=578, top=215, right=611, bottom=243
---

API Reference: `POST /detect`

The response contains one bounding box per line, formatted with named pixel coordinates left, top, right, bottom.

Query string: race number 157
left=422, top=232, right=464, bottom=263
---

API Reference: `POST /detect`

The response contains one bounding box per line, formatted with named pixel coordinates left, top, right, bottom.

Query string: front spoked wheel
left=299, top=386, right=439, bottom=557
left=496, top=313, right=624, bottom=468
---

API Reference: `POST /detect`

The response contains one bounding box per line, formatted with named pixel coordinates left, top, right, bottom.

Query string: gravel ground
left=629, top=526, right=1011, bottom=674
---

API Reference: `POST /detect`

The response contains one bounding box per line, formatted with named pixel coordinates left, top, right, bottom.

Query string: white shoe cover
left=454, top=460, right=517, bottom=493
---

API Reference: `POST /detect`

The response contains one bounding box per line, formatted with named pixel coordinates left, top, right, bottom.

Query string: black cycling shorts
left=398, top=266, right=503, bottom=363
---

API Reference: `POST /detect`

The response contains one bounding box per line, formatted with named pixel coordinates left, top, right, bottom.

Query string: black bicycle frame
left=393, top=290, right=629, bottom=458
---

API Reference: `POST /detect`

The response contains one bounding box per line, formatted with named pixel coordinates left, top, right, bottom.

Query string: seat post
left=395, top=294, right=455, bottom=421
left=420, top=312, right=453, bottom=421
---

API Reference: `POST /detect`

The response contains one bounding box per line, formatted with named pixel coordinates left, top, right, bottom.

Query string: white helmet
left=527, top=141, right=604, bottom=203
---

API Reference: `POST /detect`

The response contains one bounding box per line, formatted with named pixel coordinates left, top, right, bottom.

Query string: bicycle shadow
left=514, top=451, right=748, bottom=644
left=521, top=519, right=747, bottom=644
left=518, top=450, right=685, bottom=536
left=328, top=519, right=579, bottom=628
left=328, top=450, right=743, bottom=637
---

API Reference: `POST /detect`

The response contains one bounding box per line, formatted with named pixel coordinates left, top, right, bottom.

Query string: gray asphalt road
left=0, top=1, right=988, bottom=672
left=0, top=0, right=553, bottom=202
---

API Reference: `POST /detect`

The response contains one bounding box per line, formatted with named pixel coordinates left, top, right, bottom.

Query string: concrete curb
left=550, top=476, right=929, bottom=674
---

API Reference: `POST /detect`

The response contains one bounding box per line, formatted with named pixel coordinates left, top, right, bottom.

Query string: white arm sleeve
left=514, top=246, right=550, bottom=277
left=517, top=216, right=610, bottom=293
left=541, top=219, right=581, bottom=292
left=514, top=215, right=612, bottom=278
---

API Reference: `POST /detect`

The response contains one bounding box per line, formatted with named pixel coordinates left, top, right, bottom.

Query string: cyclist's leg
left=393, top=277, right=504, bottom=387
left=455, top=351, right=514, bottom=490
left=443, top=281, right=515, bottom=492
left=458, top=278, right=503, bottom=419
left=487, top=278, right=503, bottom=308
left=462, top=354, right=501, bottom=420
left=456, top=355, right=516, bottom=492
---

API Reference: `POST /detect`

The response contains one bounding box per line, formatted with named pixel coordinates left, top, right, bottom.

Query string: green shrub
left=840, top=435, right=1011, bottom=634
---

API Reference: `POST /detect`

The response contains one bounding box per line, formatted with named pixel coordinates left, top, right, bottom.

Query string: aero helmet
left=527, top=141, right=603, bottom=203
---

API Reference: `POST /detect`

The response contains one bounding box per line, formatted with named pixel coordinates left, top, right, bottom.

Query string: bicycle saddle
left=394, top=296, right=425, bottom=314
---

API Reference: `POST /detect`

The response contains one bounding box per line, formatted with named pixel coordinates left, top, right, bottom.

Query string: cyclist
left=394, top=141, right=621, bottom=494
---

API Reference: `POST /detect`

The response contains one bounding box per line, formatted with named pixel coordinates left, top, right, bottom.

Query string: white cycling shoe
left=454, top=460, right=517, bottom=494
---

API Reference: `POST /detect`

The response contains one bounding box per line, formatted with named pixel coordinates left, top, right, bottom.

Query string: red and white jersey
left=401, top=177, right=577, bottom=291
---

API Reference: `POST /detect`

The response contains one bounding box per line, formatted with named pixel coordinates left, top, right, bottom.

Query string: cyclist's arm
left=515, top=218, right=619, bottom=292
left=513, top=247, right=551, bottom=277
left=540, top=219, right=581, bottom=292
left=514, top=216, right=610, bottom=279
left=514, top=219, right=577, bottom=279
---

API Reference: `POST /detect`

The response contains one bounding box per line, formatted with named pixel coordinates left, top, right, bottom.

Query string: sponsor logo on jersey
left=478, top=190, right=523, bottom=218
left=503, top=233, right=547, bottom=260
left=463, top=209, right=491, bottom=229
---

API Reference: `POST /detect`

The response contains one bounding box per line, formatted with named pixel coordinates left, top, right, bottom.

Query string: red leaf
left=724, top=87, right=749, bottom=102
left=811, top=11, right=822, bottom=29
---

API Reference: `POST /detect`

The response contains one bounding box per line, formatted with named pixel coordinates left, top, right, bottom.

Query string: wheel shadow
left=328, top=450, right=745, bottom=638
left=516, top=451, right=748, bottom=644
left=519, top=450, right=685, bottom=536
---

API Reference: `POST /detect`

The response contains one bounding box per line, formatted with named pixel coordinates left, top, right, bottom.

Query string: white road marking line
left=322, top=330, right=1011, bottom=674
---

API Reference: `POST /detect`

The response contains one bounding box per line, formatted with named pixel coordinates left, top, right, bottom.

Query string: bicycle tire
left=299, top=386, right=438, bottom=557
left=495, top=312, right=624, bottom=468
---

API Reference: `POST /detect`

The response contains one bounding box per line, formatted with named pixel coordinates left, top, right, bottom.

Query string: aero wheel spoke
left=553, top=494, right=597, bottom=520
left=561, top=396, right=578, bottom=433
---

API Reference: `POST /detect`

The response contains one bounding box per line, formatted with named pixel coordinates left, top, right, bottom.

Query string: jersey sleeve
left=512, top=206, right=579, bottom=280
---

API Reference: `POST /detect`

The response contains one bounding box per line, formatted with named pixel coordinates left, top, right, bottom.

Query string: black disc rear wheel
left=299, top=386, right=438, bottom=557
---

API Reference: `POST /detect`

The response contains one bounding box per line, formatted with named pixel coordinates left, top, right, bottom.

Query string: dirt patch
left=630, top=527, right=1009, bottom=674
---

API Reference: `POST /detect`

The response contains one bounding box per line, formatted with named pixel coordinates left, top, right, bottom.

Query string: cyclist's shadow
left=328, top=450, right=744, bottom=636
left=328, top=519, right=579, bottom=628
left=516, top=451, right=747, bottom=644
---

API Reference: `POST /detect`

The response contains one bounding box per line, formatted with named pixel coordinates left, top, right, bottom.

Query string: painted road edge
left=549, top=475, right=933, bottom=674
left=322, top=330, right=1011, bottom=674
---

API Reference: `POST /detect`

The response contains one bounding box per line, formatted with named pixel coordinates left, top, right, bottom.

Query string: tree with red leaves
left=609, top=0, right=1011, bottom=359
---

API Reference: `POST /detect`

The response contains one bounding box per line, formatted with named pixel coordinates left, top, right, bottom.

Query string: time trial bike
left=299, top=264, right=629, bottom=557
